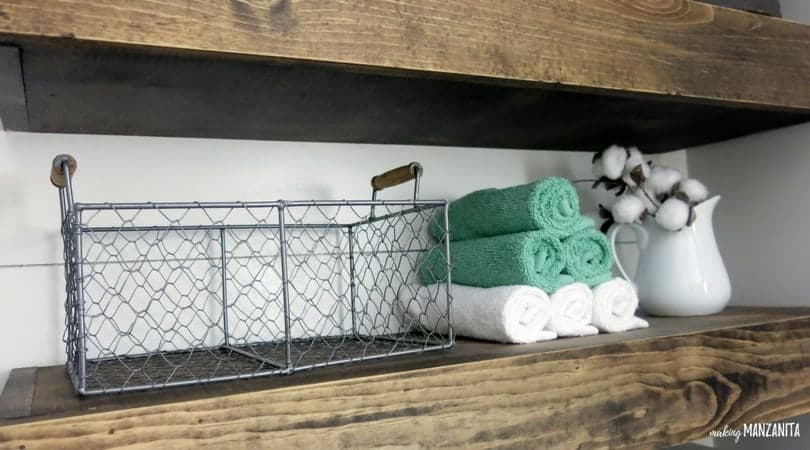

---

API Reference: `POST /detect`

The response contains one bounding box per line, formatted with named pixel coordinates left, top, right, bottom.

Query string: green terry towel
left=418, top=231, right=574, bottom=292
left=429, top=177, right=589, bottom=242
left=562, top=227, right=613, bottom=287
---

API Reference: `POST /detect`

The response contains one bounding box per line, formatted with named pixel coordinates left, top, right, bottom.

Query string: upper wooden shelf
left=1, top=0, right=810, bottom=151
left=2, top=307, right=810, bottom=449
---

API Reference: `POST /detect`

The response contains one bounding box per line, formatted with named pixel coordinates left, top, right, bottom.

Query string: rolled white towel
left=591, top=278, right=650, bottom=333
left=547, top=283, right=599, bottom=337
left=398, top=284, right=557, bottom=344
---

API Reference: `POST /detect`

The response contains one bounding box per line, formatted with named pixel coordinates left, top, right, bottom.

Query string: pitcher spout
left=695, top=195, right=721, bottom=219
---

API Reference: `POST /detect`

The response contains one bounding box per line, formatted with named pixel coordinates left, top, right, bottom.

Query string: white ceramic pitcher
left=608, top=195, right=731, bottom=316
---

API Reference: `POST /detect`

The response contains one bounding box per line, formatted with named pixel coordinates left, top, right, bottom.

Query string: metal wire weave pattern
left=58, top=192, right=451, bottom=394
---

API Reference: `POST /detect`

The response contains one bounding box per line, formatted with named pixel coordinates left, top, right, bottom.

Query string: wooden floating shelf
left=2, top=307, right=810, bottom=449
left=1, top=0, right=810, bottom=151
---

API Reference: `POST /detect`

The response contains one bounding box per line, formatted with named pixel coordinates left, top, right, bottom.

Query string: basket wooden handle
left=50, top=154, right=77, bottom=188
left=371, top=162, right=422, bottom=191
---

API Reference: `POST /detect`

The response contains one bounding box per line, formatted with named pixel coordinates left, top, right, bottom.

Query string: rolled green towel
left=429, top=177, right=589, bottom=242
left=418, top=231, right=574, bottom=292
left=562, top=228, right=613, bottom=287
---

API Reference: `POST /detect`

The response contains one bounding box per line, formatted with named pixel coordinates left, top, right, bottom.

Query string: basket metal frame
left=54, top=158, right=453, bottom=395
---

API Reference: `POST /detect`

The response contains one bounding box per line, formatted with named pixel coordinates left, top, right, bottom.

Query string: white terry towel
left=591, top=278, right=650, bottom=333
left=547, top=283, right=599, bottom=337
left=398, top=284, right=557, bottom=344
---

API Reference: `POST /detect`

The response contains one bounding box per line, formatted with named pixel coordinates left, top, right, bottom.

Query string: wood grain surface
left=1, top=308, right=810, bottom=449
left=0, top=46, right=26, bottom=131
left=1, top=1, right=810, bottom=150
left=0, top=0, right=809, bottom=110
left=371, top=162, right=421, bottom=191
left=0, top=369, right=35, bottom=421
left=1, top=39, right=808, bottom=152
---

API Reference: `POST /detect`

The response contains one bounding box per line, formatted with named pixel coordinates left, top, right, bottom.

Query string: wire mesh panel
left=53, top=157, right=452, bottom=395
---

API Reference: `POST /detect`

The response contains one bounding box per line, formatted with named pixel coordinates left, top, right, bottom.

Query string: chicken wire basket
left=51, top=155, right=453, bottom=395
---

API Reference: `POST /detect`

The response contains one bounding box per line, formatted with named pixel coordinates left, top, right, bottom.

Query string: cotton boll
left=622, top=148, right=650, bottom=188
left=623, top=147, right=645, bottom=173
left=655, top=198, right=690, bottom=231
left=592, top=160, right=605, bottom=179
left=677, top=178, right=709, bottom=203
left=601, top=145, right=627, bottom=180
left=611, top=195, right=646, bottom=224
left=646, top=166, right=683, bottom=195
left=622, top=161, right=650, bottom=188
left=632, top=188, right=658, bottom=214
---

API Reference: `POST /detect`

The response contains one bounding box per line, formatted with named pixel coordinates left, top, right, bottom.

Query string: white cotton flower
left=645, top=166, right=683, bottom=195
left=601, top=145, right=627, bottom=180
left=623, top=147, right=645, bottom=173
left=611, top=195, right=646, bottom=224
left=655, top=198, right=690, bottom=231
left=592, top=160, right=605, bottom=179
left=677, top=178, right=709, bottom=203
left=622, top=162, right=650, bottom=188
left=622, top=147, right=649, bottom=188
left=632, top=188, right=658, bottom=214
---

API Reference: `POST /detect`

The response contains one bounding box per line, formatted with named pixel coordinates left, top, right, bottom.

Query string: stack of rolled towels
left=403, top=178, right=648, bottom=344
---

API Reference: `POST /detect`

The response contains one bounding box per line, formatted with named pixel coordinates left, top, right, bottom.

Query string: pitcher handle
left=607, top=223, right=649, bottom=283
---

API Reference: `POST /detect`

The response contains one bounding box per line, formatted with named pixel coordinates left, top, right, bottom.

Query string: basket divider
left=277, top=205, right=293, bottom=372
left=219, top=227, right=230, bottom=347
left=348, top=225, right=358, bottom=339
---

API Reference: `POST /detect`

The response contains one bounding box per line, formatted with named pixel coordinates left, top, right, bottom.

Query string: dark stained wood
left=1, top=0, right=809, bottom=108
left=0, top=368, right=35, bottom=420
left=3, top=39, right=809, bottom=152
left=0, top=46, right=27, bottom=131
left=0, top=1, right=809, bottom=150
left=2, top=308, right=810, bottom=449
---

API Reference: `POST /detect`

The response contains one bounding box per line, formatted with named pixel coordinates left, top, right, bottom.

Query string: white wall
left=688, top=122, right=810, bottom=306
left=0, top=130, right=685, bottom=390
left=781, top=0, right=810, bottom=22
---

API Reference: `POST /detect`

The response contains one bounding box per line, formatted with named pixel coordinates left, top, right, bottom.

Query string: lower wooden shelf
left=2, top=307, right=810, bottom=449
